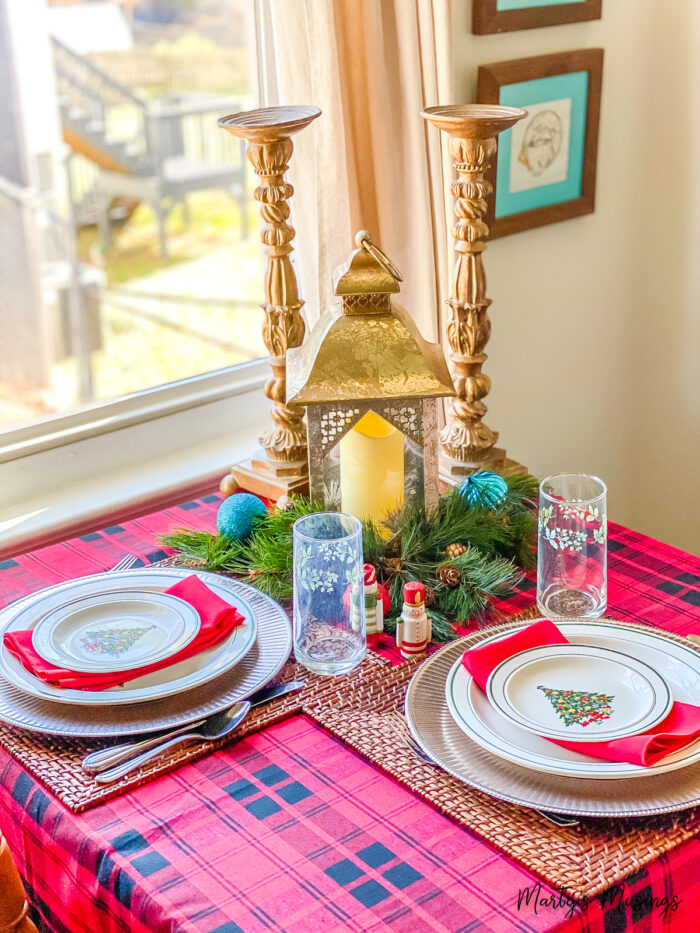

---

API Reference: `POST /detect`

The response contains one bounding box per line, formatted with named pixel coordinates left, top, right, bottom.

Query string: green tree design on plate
left=81, top=625, right=154, bottom=657
left=537, top=685, right=614, bottom=728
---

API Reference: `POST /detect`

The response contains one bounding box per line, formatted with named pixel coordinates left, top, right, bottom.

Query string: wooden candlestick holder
left=218, top=105, right=321, bottom=499
left=422, top=105, right=527, bottom=483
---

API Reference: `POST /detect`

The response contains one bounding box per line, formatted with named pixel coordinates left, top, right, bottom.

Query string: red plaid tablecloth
left=1, top=495, right=700, bottom=932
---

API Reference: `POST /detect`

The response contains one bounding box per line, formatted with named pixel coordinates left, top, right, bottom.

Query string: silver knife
left=82, top=680, right=305, bottom=774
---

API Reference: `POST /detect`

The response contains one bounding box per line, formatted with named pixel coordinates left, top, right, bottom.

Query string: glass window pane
left=0, top=0, right=265, bottom=433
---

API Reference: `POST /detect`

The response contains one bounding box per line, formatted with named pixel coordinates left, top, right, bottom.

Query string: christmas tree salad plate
left=32, top=590, right=201, bottom=674
left=485, top=644, right=672, bottom=742
left=0, top=569, right=258, bottom=707
left=439, top=619, right=700, bottom=782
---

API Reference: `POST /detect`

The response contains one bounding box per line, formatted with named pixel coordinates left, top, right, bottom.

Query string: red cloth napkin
left=3, top=575, right=245, bottom=691
left=463, top=619, right=567, bottom=691
left=462, top=619, right=700, bottom=767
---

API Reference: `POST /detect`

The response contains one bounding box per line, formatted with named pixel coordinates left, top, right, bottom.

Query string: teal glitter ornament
left=460, top=471, right=508, bottom=509
left=217, top=493, right=267, bottom=542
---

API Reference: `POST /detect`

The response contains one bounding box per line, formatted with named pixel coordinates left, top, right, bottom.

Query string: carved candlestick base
left=218, top=105, right=321, bottom=499
left=422, top=105, right=527, bottom=484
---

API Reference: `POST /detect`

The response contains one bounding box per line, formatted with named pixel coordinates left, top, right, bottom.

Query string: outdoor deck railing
left=53, top=37, right=247, bottom=225
left=53, top=37, right=153, bottom=170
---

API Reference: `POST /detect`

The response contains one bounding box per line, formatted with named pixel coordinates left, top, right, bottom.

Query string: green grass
left=62, top=189, right=266, bottom=405
left=78, top=190, right=258, bottom=285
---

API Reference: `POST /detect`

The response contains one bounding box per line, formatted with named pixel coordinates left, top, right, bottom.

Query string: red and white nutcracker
left=363, top=564, right=390, bottom=648
left=396, top=581, right=431, bottom=660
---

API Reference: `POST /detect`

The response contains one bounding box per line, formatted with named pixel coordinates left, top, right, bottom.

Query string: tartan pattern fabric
left=0, top=497, right=699, bottom=932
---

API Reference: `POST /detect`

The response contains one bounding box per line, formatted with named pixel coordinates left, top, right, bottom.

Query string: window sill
left=0, top=430, right=260, bottom=561
left=0, top=374, right=269, bottom=561
left=0, top=361, right=268, bottom=463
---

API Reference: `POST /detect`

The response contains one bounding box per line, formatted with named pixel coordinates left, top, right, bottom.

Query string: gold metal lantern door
left=287, top=232, right=455, bottom=531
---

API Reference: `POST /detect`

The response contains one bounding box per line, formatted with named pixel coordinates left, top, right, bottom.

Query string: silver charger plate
left=0, top=569, right=291, bottom=737
left=405, top=618, right=700, bottom=817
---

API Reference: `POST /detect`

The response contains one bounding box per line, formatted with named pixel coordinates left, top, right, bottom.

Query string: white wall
left=452, top=0, right=700, bottom=554
left=5, top=0, right=62, bottom=173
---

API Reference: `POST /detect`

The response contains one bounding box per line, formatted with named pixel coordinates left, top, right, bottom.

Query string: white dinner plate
left=486, top=643, right=672, bottom=742
left=0, top=569, right=257, bottom=705
left=0, top=570, right=291, bottom=737
left=32, top=590, right=201, bottom=673
left=445, top=620, right=700, bottom=779
left=407, top=620, right=700, bottom=817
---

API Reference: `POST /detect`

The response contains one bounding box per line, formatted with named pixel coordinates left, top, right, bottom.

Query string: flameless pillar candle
left=340, top=411, right=404, bottom=529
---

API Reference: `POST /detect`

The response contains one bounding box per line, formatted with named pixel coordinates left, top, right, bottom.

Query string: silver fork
left=385, top=711, right=438, bottom=766
left=387, top=711, right=580, bottom=828
left=110, top=554, right=140, bottom=573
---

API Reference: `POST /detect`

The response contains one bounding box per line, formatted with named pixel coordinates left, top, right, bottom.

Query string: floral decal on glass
left=297, top=539, right=359, bottom=594
left=292, top=512, right=365, bottom=675
left=539, top=502, right=607, bottom=553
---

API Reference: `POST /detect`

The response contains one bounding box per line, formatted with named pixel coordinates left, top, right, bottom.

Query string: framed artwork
left=473, top=0, right=602, bottom=35
left=477, top=48, right=603, bottom=238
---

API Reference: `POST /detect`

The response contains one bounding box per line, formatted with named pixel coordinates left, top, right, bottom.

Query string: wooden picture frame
left=477, top=48, right=603, bottom=238
left=473, top=0, right=602, bottom=35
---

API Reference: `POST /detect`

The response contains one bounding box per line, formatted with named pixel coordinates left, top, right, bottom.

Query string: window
left=0, top=0, right=275, bottom=533
left=0, top=0, right=265, bottom=439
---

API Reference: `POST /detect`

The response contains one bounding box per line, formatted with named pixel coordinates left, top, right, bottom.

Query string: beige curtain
left=259, top=0, right=453, bottom=341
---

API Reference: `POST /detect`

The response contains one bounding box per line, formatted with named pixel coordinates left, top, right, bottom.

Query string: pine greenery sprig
left=160, top=471, right=538, bottom=641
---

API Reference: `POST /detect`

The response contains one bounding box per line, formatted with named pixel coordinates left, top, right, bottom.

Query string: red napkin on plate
left=463, top=619, right=567, bottom=691
left=3, top=575, right=245, bottom=691
left=462, top=619, right=700, bottom=767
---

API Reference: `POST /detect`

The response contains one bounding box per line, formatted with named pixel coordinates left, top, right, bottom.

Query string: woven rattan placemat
left=0, top=659, right=324, bottom=813
left=2, top=611, right=700, bottom=898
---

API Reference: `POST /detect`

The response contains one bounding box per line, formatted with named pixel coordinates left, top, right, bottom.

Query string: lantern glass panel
left=309, top=401, right=427, bottom=528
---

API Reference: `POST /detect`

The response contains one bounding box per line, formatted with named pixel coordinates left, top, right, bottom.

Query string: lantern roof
left=332, top=230, right=401, bottom=296
left=287, top=232, right=455, bottom=405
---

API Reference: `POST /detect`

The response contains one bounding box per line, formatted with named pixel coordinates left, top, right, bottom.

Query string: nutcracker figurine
left=396, top=581, right=431, bottom=660
left=363, top=564, right=384, bottom=648
left=349, top=576, right=364, bottom=634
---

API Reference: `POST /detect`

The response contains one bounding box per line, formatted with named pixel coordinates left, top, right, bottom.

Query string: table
left=1, top=494, right=700, bottom=932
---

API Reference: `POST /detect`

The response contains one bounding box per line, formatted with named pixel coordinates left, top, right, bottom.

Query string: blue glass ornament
left=217, top=493, right=267, bottom=542
left=460, top=471, right=508, bottom=508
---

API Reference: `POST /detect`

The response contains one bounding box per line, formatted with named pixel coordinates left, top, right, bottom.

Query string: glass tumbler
left=292, top=512, right=365, bottom=675
left=537, top=473, right=607, bottom=620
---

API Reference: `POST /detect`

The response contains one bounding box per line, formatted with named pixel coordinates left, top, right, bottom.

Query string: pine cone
left=437, top=562, right=461, bottom=587
left=444, top=542, right=468, bottom=559
left=423, top=584, right=436, bottom=607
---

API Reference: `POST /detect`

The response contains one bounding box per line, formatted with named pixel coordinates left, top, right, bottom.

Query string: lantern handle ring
left=355, top=230, right=403, bottom=282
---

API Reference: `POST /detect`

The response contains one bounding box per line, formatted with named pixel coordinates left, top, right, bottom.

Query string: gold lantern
left=286, top=232, right=455, bottom=529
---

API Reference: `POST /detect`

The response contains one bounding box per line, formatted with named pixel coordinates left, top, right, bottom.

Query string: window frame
left=0, top=6, right=276, bottom=547
left=0, top=359, right=267, bottom=464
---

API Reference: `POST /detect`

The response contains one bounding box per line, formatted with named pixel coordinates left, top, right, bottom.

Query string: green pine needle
left=160, top=470, right=537, bottom=640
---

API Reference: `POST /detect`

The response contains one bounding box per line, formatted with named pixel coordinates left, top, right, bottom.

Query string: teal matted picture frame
left=473, top=0, right=602, bottom=34
left=477, top=49, right=603, bottom=238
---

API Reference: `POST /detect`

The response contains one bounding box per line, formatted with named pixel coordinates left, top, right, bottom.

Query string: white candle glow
left=340, top=411, right=404, bottom=528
